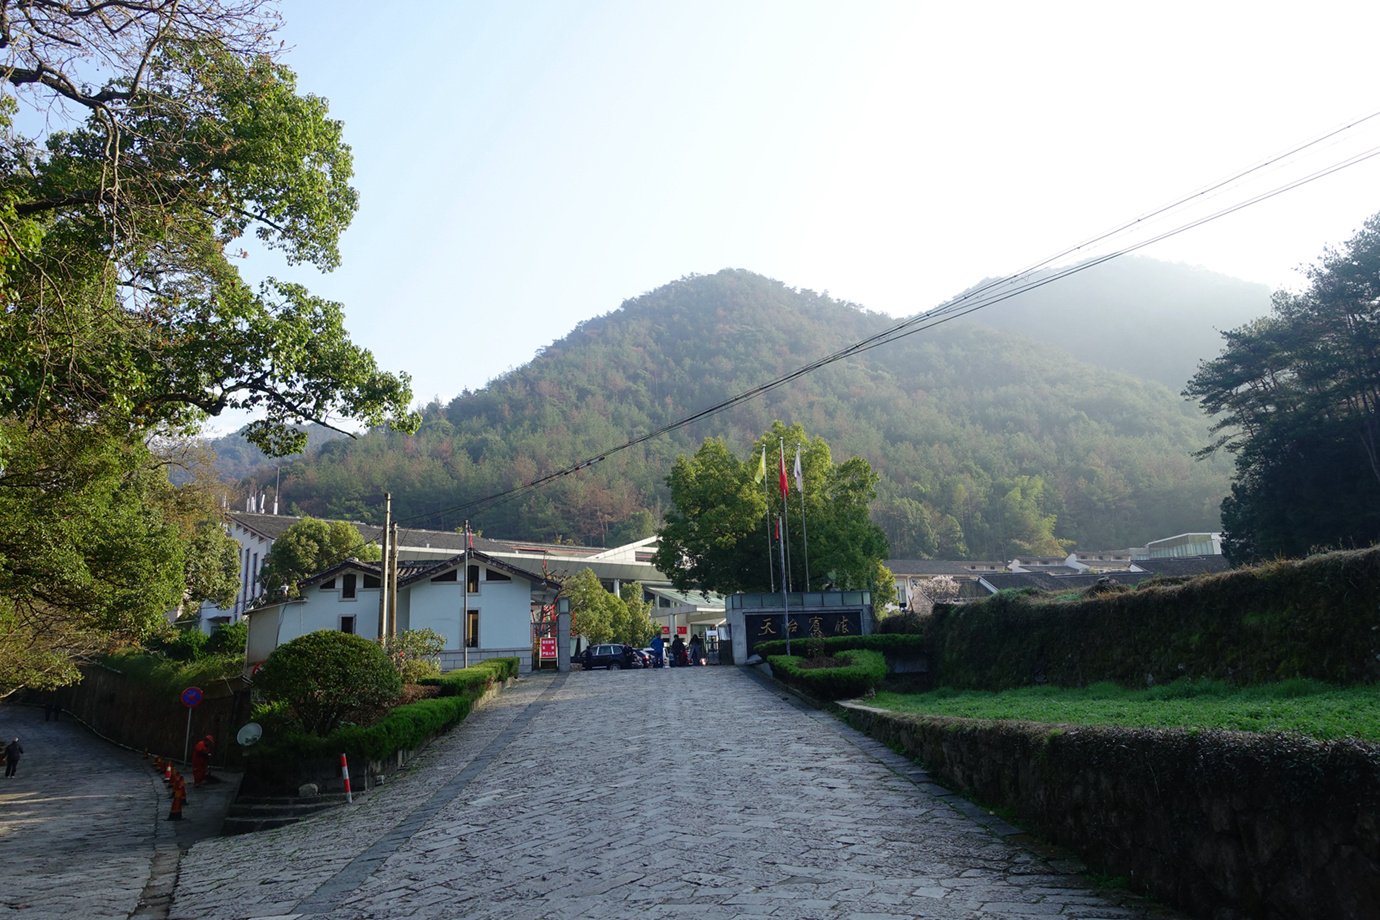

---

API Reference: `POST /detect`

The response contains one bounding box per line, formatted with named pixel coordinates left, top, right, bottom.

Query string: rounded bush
left=254, top=630, right=401, bottom=735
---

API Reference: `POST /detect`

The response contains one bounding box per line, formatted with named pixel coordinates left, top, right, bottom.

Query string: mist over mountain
left=219, top=266, right=1237, bottom=559
left=957, top=256, right=1272, bottom=389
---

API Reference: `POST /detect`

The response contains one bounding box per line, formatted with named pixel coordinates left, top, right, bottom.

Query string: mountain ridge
left=217, top=265, right=1238, bottom=559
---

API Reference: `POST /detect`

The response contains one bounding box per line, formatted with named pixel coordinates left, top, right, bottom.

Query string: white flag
left=793, top=446, right=804, bottom=494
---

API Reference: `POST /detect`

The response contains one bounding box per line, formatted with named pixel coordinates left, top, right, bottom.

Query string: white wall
left=407, top=566, right=533, bottom=651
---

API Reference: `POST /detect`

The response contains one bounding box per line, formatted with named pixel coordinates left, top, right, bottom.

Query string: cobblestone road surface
left=173, top=668, right=1183, bottom=920
left=0, top=703, right=172, bottom=919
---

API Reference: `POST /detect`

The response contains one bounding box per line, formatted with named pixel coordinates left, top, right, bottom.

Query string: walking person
left=4, top=737, right=22, bottom=777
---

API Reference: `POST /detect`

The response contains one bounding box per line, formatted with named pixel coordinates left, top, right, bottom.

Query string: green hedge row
left=419, top=657, right=518, bottom=696
left=931, top=548, right=1380, bottom=690
left=767, top=649, right=887, bottom=700
left=247, top=658, right=518, bottom=766
left=755, top=634, right=926, bottom=659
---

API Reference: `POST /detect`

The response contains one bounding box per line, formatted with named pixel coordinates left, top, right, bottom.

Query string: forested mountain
left=225, top=268, right=1233, bottom=559
left=961, top=256, right=1271, bottom=390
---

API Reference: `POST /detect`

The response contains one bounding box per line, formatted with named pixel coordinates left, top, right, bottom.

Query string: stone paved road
left=174, top=669, right=1184, bottom=920
left=0, top=703, right=171, bottom=919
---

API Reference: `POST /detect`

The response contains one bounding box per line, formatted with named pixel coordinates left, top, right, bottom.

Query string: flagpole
left=779, top=514, right=791, bottom=656
left=796, top=445, right=811, bottom=590
left=779, top=439, right=792, bottom=593
left=760, top=446, right=774, bottom=593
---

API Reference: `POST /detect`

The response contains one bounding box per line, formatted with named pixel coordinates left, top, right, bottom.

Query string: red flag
left=774, top=516, right=780, bottom=539
left=778, top=449, right=788, bottom=497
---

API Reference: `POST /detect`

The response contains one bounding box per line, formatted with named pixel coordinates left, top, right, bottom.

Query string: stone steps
left=221, top=792, right=363, bottom=835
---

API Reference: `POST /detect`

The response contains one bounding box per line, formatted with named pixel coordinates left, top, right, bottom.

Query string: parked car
left=631, top=648, right=653, bottom=668
left=580, top=644, right=641, bottom=670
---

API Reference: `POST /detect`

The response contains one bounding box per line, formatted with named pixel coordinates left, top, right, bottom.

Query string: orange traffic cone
left=164, top=760, right=173, bottom=783
left=168, top=774, right=185, bottom=821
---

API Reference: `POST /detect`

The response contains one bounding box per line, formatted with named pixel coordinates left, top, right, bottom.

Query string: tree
left=562, top=568, right=619, bottom=645
left=652, top=422, right=890, bottom=596
left=1186, top=213, right=1380, bottom=562
left=253, top=630, right=400, bottom=735
left=256, top=517, right=378, bottom=600
left=0, top=421, right=247, bottom=698
left=617, top=582, right=658, bottom=648
left=0, top=2, right=416, bottom=695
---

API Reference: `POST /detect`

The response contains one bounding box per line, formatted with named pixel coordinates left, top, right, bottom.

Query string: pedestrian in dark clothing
left=4, top=738, right=22, bottom=777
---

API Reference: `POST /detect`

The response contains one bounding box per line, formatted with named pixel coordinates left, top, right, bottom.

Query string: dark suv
left=580, top=644, right=641, bottom=670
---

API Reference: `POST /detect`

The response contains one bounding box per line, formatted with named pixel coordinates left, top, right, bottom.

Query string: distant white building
left=244, top=549, right=559, bottom=673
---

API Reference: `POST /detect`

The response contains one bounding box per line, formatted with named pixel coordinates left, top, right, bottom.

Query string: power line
left=291, top=111, right=1380, bottom=537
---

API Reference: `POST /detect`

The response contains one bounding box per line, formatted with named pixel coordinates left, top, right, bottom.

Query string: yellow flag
left=754, top=445, right=766, bottom=484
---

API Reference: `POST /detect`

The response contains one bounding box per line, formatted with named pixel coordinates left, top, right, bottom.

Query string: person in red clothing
left=192, top=734, right=214, bottom=786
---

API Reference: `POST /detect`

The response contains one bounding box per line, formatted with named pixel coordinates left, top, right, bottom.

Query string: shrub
left=246, top=658, right=518, bottom=767
left=205, top=621, right=249, bottom=657
left=756, top=634, right=926, bottom=658
left=383, top=628, right=446, bottom=683
left=768, top=649, right=887, bottom=700
left=254, top=630, right=402, bottom=735
left=877, top=609, right=927, bottom=635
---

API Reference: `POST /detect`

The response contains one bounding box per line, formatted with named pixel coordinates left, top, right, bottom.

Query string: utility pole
left=462, top=520, right=470, bottom=669
left=388, top=521, right=399, bottom=638
left=378, top=493, right=391, bottom=641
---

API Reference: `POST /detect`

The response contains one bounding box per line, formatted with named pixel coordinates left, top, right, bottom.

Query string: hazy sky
left=232, top=1, right=1380, bottom=423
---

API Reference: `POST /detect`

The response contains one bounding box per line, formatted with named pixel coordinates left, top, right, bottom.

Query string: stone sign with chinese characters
left=743, top=610, right=861, bottom=658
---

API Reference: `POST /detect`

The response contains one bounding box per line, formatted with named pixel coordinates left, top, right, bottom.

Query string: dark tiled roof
left=1132, top=555, right=1231, bottom=577
left=229, top=512, right=599, bottom=557
left=396, top=549, right=561, bottom=591
left=886, top=559, right=976, bottom=576
left=979, top=571, right=1154, bottom=594
left=1015, top=565, right=1081, bottom=574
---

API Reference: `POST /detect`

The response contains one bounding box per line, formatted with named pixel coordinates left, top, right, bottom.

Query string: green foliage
left=755, top=633, right=927, bottom=658
left=257, top=517, right=379, bottom=599
left=101, top=648, right=244, bottom=697
left=205, top=621, right=249, bottom=657
left=618, top=582, right=659, bottom=648
left=768, top=649, right=887, bottom=700
left=242, top=270, right=1229, bottom=555
left=929, top=547, right=1380, bottom=690
left=253, top=631, right=401, bottom=735
left=382, top=629, right=446, bottom=684
left=1187, top=211, right=1380, bottom=563
left=0, top=421, right=242, bottom=697
left=0, top=4, right=415, bottom=696
left=253, top=659, right=517, bottom=765
left=870, top=679, right=1380, bottom=743
left=653, top=422, right=890, bottom=594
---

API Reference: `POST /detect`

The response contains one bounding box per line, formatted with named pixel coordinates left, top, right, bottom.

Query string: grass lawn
left=870, top=679, right=1380, bottom=743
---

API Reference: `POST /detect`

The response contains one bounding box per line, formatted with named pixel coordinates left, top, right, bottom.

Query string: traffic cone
left=164, top=760, right=173, bottom=783
left=168, top=774, right=185, bottom=821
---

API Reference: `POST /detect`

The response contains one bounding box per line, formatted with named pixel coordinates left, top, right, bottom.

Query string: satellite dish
left=236, top=722, right=263, bottom=747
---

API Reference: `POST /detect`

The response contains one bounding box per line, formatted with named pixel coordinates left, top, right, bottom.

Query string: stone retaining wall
left=838, top=704, right=1380, bottom=920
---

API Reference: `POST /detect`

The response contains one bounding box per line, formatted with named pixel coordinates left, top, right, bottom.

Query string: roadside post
left=180, top=686, right=203, bottom=764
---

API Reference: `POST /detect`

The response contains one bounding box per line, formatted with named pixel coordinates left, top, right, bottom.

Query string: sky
left=224, top=0, right=1380, bottom=426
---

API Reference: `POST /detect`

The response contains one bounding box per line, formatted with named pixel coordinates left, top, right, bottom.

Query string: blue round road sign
left=181, top=686, right=203, bottom=707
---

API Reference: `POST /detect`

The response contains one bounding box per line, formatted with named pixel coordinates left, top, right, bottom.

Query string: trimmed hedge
left=930, top=548, right=1380, bottom=690
left=841, top=705, right=1380, bottom=920
left=755, top=634, right=926, bottom=658
left=419, top=656, right=517, bottom=696
left=767, top=649, right=887, bottom=700
left=246, top=657, right=518, bottom=767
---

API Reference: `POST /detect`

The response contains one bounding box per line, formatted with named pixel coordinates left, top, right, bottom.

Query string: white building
left=244, top=549, right=560, bottom=673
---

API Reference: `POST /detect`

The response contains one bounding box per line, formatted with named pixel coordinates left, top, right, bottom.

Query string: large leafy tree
left=257, top=517, right=378, bottom=600
left=1186, top=212, right=1380, bottom=562
left=0, top=2, right=415, bottom=693
left=652, top=422, right=890, bottom=597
